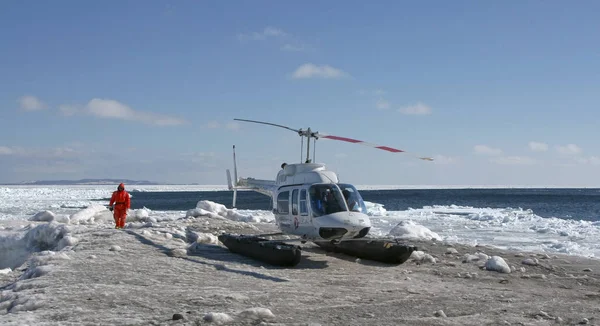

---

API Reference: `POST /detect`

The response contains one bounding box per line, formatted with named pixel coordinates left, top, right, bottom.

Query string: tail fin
left=226, top=145, right=276, bottom=208
left=227, top=145, right=239, bottom=207
left=226, top=168, right=238, bottom=207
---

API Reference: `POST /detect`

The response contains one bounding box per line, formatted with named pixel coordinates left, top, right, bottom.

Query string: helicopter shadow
left=125, top=230, right=298, bottom=282
left=187, top=242, right=329, bottom=270
left=126, top=230, right=327, bottom=279
left=301, top=243, right=412, bottom=268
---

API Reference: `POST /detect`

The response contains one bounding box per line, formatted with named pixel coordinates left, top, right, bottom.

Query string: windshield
left=308, top=184, right=347, bottom=217
left=337, top=183, right=368, bottom=214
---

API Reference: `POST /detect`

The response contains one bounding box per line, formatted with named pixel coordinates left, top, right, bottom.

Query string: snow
left=186, top=200, right=274, bottom=223
left=368, top=204, right=600, bottom=258
left=410, top=250, right=437, bottom=264
left=462, top=252, right=490, bottom=263
left=29, top=211, right=55, bottom=222
left=388, top=220, right=442, bottom=241
left=69, top=204, right=111, bottom=225
left=485, top=256, right=511, bottom=273
left=203, top=307, right=275, bottom=324
left=364, top=201, right=387, bottom=216
left=1, top=185, right=599, bottom=325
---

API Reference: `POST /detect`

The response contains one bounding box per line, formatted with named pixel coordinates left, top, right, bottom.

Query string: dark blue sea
left=116, top=188, right=600, bottom=222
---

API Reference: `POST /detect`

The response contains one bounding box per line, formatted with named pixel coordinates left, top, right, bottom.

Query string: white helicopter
left=222, top=118, right=433, bottom=266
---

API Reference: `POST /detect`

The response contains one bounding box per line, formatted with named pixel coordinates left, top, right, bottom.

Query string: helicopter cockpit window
left=299, top=189, right=308, bottom=215
left=337, top=183, right=368, bottom=214
left=277, top=191, right=289, bottom=214
left=309, top=184, right=346, bottom=217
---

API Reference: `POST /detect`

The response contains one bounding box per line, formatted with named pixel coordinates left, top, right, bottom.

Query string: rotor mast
left=305, top=127, right=311, bottom=163
left=297, top=127, right=319, bottom=163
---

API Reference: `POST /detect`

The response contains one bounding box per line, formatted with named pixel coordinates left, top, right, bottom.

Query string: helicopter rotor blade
left=234, top=118, right=301, bottom=134
left=314, top=132, right=434, bottom=161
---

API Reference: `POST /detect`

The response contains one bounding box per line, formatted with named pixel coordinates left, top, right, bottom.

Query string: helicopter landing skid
left=313, top=238, right=417, bottom=264
left=218, top=233, right=302, bottom=267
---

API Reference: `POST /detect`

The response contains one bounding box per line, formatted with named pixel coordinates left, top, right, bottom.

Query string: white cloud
left=84, top=98, right=186, bottom=126
left=0, top=145, right=81, bottom=159
left=180, top=152, right=217, bottom=164
left=59, top=104, right=80, bottom=116
left=281, top=43, right=311, bottom=52
left=528, top=141, right=548, bottom=152
left=358, top=89, right=386, bottom=96
left=398, top=102, right=432, bottom=115
left=490, top=156, right=536, bottom=165
left=555, top=144, right=582, bottom=155
left=201, top=121, right=239, bottom=130
left=376, top=98, right=390, bottom=110
left=204, top=121, right=221, bottom=129
left=0, top=146, right=14, bottom=155
left=574, top=156, right=600, bottom=165
left=226, top=122, right=240, bottom=130
left=238, top=26, right=314, bottom=53
left=432, top=155, right=459, bottom=164
left=474, top=145, right=503, bottom=156
left=238, top=26, right=287, bottom=41
left=18, top=95, right=47, bottom=111
left=291, top=63, right=349, bottom=79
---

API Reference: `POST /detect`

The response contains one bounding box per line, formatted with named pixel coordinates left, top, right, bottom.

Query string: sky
left=1, top=0, right=599, bottom=186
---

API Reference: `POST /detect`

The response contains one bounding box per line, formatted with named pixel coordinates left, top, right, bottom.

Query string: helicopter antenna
left=300, top=135, right=304, bottom=162
left=305, top=127, right=311, bottom=163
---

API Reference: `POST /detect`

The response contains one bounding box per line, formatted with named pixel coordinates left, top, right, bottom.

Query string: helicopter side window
left=277, top=191, right=289, bottom=214
left=291, top=189, right=299, bottom=215
left=299, top=189, right=308, bottom=216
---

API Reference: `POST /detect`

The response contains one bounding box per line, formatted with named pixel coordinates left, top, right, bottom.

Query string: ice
left=364, top=201, right=387, bottom=216
left=0, top=221, right=72, bottom=270
left=186, top=200, right=274, bottom=223
left=203, top=312, right=235, bottom=323
left=485, top=256, right=511, bottom=273
left=3, top=185, right=600, bottom=260
left=1, top=185, right=599, bottom=325
left=69, top=204, right=111, bottom=225
left=368, top=204, right=600, bottom=258
left=29, top=211, right=55, bottom=222
left=388, top=220, right=442, bottom=241
left=462, top=252, right=489, bottom=263
left=410, top=250, right=437, bottom=264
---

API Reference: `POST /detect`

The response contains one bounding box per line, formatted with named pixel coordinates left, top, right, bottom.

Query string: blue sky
left=1, top=1, right=599, bottom=186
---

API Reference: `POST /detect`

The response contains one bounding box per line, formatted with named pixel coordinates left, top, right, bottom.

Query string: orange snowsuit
left=109, top=183, right=131, bottom=229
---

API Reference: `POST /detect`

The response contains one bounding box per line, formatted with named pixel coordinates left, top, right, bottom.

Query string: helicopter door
left=298, top=188, right=310, bottom=227
left=276, top=190, right=293, bottom=233
left=285, top=187, right=310, bottom=236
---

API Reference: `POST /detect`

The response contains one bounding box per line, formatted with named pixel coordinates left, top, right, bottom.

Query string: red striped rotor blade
left=316, top=133, right=433, bottom=161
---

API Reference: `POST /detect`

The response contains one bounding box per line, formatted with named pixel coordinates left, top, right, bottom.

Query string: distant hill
left=7, top=178, right=162, bottom=185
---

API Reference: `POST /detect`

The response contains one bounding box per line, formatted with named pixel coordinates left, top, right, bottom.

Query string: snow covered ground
left=3, top=185, right=600, bottom=258
left=1, top=186, right=600, bottom=325
left=0, top=198, right=599, bottom=325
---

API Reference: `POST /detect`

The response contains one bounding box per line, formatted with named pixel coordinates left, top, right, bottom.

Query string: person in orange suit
left=108, top=183, right=131, bottom=229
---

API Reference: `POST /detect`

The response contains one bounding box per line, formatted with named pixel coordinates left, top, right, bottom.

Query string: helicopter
left=222, top=118, right=433, bottom=266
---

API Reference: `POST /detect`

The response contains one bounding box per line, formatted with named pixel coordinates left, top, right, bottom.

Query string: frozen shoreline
left=1, top=215, right=599, bottom=326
